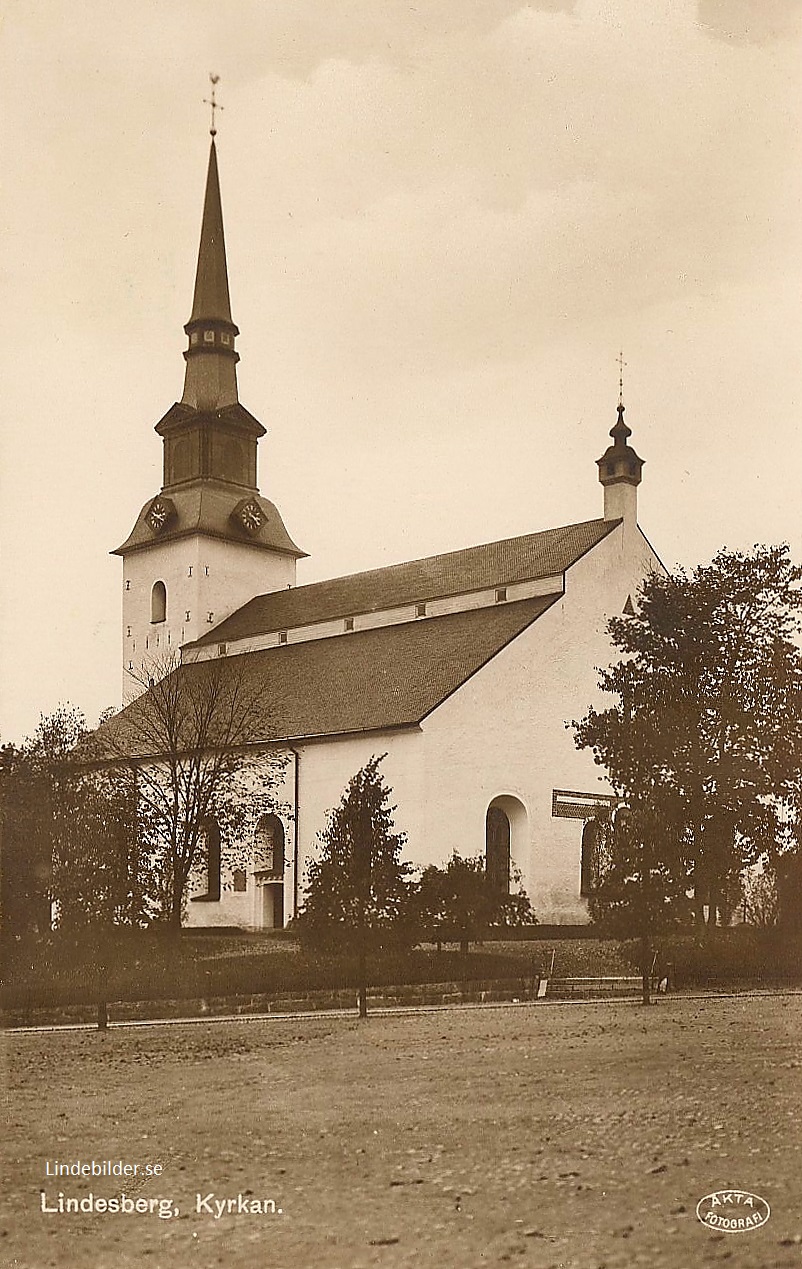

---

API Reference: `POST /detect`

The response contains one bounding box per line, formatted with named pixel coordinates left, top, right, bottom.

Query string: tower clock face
left=239, top=501, right=264, bottom=533
left=147, top=500, right=171, bottom=533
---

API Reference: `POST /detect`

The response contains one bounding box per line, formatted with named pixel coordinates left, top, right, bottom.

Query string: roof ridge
left=187, top=516, right=618, bottom=648
left=243, top=516, right=610, bottom=604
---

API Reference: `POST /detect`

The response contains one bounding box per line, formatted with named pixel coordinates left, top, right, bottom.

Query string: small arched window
left=191, top=819, right=221, bottom=902
left=580, top=821, right=599, bottom=897
left=255, top=814, right=285, bottom=878
left=151, top=580, right=167, bottom=624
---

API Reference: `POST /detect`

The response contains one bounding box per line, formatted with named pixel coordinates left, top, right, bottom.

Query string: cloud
left=697, top=0, right=802, bottom=46
left=1, top=0, right=800, bottom=740
left=219, top=0, right=799, bottom=388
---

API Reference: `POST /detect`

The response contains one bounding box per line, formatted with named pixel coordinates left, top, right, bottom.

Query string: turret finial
left=617, top=348, right=626, bottom=408
left=204, top=73, right=222, bottom=139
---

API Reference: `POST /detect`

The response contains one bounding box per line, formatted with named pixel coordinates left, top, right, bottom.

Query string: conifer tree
left=297, top=754, right=411, bottom=953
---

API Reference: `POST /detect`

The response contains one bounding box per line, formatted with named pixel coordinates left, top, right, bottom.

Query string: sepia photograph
left=1, top=2, right=801, bottom=1266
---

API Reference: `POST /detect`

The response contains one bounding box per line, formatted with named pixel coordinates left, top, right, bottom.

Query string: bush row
left=1, top=932, right=531, bottom=1009
left=622, top=927, right=802, bottom=986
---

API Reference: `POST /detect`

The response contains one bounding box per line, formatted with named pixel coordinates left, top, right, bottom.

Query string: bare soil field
left=2, top=995, right=801, bottom=1269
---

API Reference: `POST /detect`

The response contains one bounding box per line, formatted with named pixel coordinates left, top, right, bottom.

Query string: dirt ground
left=2, top=995, right=800, bottom=1269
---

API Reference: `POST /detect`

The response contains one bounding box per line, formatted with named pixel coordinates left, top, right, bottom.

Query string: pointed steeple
left=189, top=141, right=233, bottom=324
left=181, top=139, right=240, bottom=411
left=597, top=403, right=644, bottom=524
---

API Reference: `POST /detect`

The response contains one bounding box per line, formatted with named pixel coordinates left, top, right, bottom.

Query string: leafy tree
left=586, top=808, right=692, bottom=1000
left=574, top=544, right=802, bottom=933
left=774, top=849, right=802, bottom=934
left=413, top=853, right=535, bottom=953
left=95, top=653, right=289, bottom=931
left=771, top=759, right=802, bottom=932
left=0, top=741, right=53, bottom=939
left=296, top=754, right=412, bottom=953
left=742, top=868, right=779, bottom=928
left=1, top=706, right=150, bottom=940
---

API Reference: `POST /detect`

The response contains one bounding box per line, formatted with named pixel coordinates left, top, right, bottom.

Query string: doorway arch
left=486, top=806, right=511, bottom=894
left=254, top=813, right=285, bottom=929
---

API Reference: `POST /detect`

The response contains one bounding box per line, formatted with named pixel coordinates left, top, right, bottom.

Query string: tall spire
left=188, top=141, right=233, bottom=324
left=181, top=135, right=240, bottom=411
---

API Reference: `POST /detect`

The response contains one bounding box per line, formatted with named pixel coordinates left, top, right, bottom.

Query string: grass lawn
left=3, top=995, right=801, bottom=1268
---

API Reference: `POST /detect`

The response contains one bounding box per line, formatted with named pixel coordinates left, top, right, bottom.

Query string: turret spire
left=181, top=108, right=240, bottom=411
left=597, top=394, right=644, bottom=525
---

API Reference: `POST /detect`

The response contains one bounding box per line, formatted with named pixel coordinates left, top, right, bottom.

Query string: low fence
left=3, top=972, right=659, bottom=1029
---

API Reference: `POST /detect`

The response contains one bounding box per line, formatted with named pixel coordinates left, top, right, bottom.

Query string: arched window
left=486, top=806, right=511, bottom=895
left=191, top=818, right=221, bottom=902
left=151, top=580, right=167, bottom=624
left=255, top=814, right=285, bottom=879
left=580, top=820, right=599, bottom=897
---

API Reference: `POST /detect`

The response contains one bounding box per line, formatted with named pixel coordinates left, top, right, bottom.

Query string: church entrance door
left=258, top=881, right=284, bottom=930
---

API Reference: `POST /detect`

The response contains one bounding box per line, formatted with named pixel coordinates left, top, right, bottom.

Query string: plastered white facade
left=411, top=522, right=660, bottom=922
left=184, top=730, right=425, bottom=931
left=179, top=519, right=661, bottom=930
left=121, top=535, right=296, bottom=694
left=182, top=752, right=296, bottom=932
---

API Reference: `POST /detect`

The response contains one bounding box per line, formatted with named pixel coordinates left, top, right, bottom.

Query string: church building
left=111, top=138, right=662, bottom=930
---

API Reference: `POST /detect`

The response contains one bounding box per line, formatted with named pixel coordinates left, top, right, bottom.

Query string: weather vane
left=204, top=73, right=223, bottom=138
left=617, top=348, right=627, bottom=407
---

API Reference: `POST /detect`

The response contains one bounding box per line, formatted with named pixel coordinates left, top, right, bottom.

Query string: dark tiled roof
left=96, top=595, right=558, bottom=757
left=154, top=401, right=266, bottom=439
left=112, top=480, right=306, bottom=558
left=190, top=517, right=617, bottom=647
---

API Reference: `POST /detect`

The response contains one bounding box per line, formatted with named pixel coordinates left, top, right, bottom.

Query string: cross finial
left=204, top=73, right=223, bottom=138
left=617, top=348, right=627, bottom=407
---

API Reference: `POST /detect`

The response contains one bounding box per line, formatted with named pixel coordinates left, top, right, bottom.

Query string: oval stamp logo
left=696, top=1190, right=770, bottom=1233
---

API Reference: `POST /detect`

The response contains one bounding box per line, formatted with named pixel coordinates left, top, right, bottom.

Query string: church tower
left=113, top=136, right=306, bottom=693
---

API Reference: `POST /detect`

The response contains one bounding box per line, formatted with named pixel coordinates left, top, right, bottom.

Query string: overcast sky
left=1, top=0, right=800, bottom=742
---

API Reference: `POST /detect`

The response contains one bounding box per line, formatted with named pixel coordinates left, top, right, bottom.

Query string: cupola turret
left=597, top=404, right=644, bottom=524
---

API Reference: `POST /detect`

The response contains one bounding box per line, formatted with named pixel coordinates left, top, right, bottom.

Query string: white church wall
left=413, top=523, right=661, bottom=923
left=137, top=747, right=297, bottom=933
left=184, top=731, right=425, bottom=929
left=192, top=536, right=297, bottom=633
left=122, top=534, right=296, bottom=694
left=292, top=729, right=426, bottom=906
